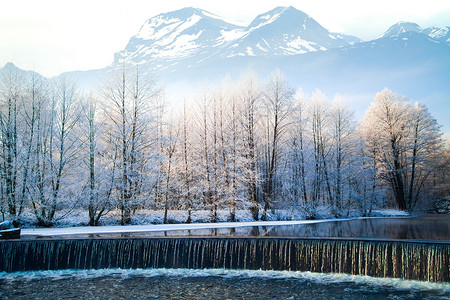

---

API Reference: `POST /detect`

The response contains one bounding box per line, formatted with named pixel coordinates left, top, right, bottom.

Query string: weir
left=1, top=237, right=448, bottom=282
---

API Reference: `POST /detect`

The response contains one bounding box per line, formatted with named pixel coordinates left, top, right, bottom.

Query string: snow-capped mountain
left=381, top=21, right=450, bottom=45
left=114, top=6, right=361, bottom=70
left=219, top=6, right=358, bottom=58
left=0, top=62, right=44, bottom=80
left=381, top=22, right=423, bottom=37
left=114, top=7, right=245, bottom=69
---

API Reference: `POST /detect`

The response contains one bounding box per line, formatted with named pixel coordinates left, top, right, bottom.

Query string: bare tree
left=329, top=97, right=355, bottom=216
left=82, top=95, right=113, bottom=226
left=239, top=74, right=261, bottom=220
left=0, top=66, right=22, bottom=218
left=288, top=90, right=313, bottom=214
left=101, top=65, right=158, bottom=224
left=162, top=118, right=177, bottom=224
left=27, top=77, right=82, bottom=226
left=181, top=100, right=193, bottom=223
left=261, top=70, right=293, bottom=220
left=198, top=92, right=215, bottom=222
left=405, top=102, right=442, bottom=210
left=308, top=91, right=333, bottom=210
left=228, top=91, right=240, bottom=221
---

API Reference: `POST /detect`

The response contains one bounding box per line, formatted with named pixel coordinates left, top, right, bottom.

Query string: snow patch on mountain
left=426, top=27, right=449, bottom=39
left=286, top=38, right=321, bottom=53
left=250, top=6, right=289, bottom=29
left=115, top=7, right=248, bottom=66
left=201, top=10, right=248, bottom=27
left=219, top=29, right=246, bottom=43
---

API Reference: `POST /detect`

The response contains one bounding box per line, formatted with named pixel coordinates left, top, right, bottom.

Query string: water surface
left=22, top=215, right=449, bottom=241
left=1, top=269, right=449, bottom=300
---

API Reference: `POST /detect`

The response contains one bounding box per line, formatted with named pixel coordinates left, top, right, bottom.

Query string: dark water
left=1, top=269, right=449, bottom=299
left=18, top=215, right=450, bottom=241
left=253, top=215, right=450, bottom=241
left=26, top=214, right=447, bottom=241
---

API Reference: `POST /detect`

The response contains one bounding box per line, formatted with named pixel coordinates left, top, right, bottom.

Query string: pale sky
left=1, top=0, right=449, bottom=77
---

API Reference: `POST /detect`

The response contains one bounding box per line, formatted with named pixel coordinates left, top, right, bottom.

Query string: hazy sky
left=1, top=0, right=449, bottom=77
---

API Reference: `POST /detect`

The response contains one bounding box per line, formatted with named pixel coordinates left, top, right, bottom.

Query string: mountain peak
left=3, top=62, right=18, bottom=69
left=135, top=7, right=242, bottom=41
left=226, top=6, right=355, bottom=58
left=382, top=22, right=422, bottom=38
left=157, top=7, right=203, bottom=19
left=248, top=6, right=309, bottom=29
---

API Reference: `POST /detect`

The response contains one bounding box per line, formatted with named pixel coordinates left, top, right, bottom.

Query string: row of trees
left=0, top=65, right=447, bottom=226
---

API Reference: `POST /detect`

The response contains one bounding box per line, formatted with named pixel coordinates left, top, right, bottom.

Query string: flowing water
left=1, top=268, right=449, bottom=299
left=1, top=215, right=449, bottom=298
left=1, top=237, right=448, bottom=281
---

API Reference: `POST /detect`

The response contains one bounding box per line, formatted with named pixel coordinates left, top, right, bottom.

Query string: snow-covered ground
left=12, top=207, right=411, bottom=230
left=6, top=207, right=413, bottom=238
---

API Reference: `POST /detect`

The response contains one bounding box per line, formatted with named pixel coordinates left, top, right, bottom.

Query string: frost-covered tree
left=227, top=89, right=242, bottom=221
left=80, top=95, right=113, bottom=226
left=404, top=102, right=442, bottom=209
left=328, top=97, right=356, bottom=216
left=7, top=66, right=445, bottom=225
left=196, top=91, right=216, bottom=222
left=0, top=66, right=23, bottom=218
left=308, top=91, right=332, bottom=208
left=26, top=77, right=82, bottom=226
left=101, top=65, right=159, bottom=224
left=159, top=110, right=178, bottom=224
left=428, top=143, right=450, bottom=199
left=238, top=74, right=262, bottom=220
left=180, top=100, right=193, bottom=223
left=286, top=90, right=312, bottom=213
left=360, top=88, right=443, bottom=211
left=260, top=70, right=294, bottom=220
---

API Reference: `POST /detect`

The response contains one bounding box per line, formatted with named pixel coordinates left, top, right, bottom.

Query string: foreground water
left=21, top=214, right=449, bottom=240
left=1, top=268, right=449, bottom=299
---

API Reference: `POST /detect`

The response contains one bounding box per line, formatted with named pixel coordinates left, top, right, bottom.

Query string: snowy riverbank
left=11, top=207, right=411, bottom=230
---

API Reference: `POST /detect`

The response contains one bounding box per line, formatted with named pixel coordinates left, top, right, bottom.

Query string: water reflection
left=22, top=215, right=449, bottom=241
left=249, top=215, right=449, bottom=240
left=257, top=215, right=450, bottom=240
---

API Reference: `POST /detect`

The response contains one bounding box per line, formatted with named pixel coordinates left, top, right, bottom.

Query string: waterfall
left=1, top=238, right=448, bottom=282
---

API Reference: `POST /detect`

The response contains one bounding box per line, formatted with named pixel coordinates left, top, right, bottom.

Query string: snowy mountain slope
left=382, top=21, right=450, bottom=45
left=0, top=62, right=45, bottom=80
left=114, top=7, right=247, bottom=68
left=381, top=22, right=422, bottom=37
left=421, top=26, right=450, bottom=44
left=113, top=6, right=361, bottom=70
left=221, top=6, right=357, bottom=58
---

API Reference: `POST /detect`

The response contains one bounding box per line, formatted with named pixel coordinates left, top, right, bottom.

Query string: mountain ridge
left=114, top=6, right=361, bottom=69
left=381, top=21, right=449, bottom=44
left=1, top=6, right=449, bottom=132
